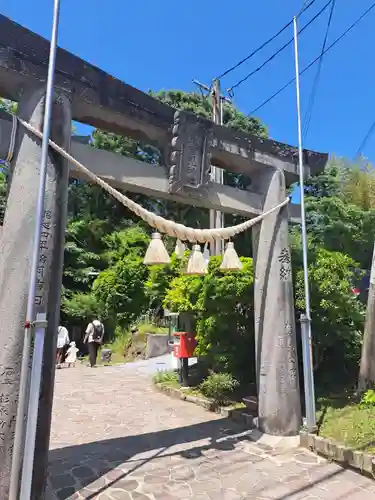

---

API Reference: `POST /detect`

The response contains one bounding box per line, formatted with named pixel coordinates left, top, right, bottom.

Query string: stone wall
left=146, top=334, right=171, bottom=359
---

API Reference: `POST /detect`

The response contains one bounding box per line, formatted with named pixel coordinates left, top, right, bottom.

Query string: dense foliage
left=0, top=92, right=373, bottom=390
left=60, top=90, right=268, bottom=336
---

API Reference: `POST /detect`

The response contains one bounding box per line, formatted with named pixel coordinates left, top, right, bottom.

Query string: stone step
left=242, top=395, right=258, bottom=413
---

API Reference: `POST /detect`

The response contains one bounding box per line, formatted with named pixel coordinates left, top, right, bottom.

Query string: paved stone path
left=48, top=363, right=375, bottom=500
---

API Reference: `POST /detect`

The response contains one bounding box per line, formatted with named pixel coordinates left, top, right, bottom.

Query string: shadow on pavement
left=48, top=417, right=253, bottom=499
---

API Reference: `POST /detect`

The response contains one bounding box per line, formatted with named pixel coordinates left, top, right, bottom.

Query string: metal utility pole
left=211, top=79, right=224, bottom=256
left=193, top=78, right=227, bottom=256
left=293, top=16, right=316, bottom=432
left=9, top=0, right=61, bottom=498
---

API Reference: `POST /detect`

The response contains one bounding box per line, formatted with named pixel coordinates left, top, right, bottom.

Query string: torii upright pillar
left=252, top=167, right=301, bottom=436
left=0, top=87, right=71, bottom=498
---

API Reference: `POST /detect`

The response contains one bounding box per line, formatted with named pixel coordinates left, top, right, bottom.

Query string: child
left=65, top=341, right=79, bottom=368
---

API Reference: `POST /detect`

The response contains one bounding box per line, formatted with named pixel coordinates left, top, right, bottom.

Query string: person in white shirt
left=65, top=341, right=79, bottom=367
left=84, top=319, right=104, bottom=367
left=56, top=325, right=69, bottom=368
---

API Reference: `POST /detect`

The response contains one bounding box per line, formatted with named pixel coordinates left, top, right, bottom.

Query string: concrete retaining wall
left=146, top=333, right=170, bottom=359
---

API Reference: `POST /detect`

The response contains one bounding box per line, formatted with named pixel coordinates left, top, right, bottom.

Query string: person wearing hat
left=65, top=341, right=79, bottom=368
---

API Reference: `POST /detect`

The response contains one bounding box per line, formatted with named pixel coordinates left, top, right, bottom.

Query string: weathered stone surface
left=0, top=15, right=328, bottom=184
left=314, top=436, right=326, bottom=454
left=145, top=334, right=170, bottom=359
left=47, top=364, right=375, bottom=499
left=0, top=87, right=71, bottom=499
left=252, top=168, right=301, bottom=436
left=101, top=348, right=113, bottom=363
left=359, top=243, right=375, bottom=391
left=169, top=110, right=212, bottom=199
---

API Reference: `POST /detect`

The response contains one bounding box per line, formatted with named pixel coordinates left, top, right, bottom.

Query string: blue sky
left=1, top=0, right=375, bottom=165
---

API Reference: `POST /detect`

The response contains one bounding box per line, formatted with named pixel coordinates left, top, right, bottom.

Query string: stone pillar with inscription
left=252, top=168, right=301, bottom=436
left=0, top=87, right=71, bottom=498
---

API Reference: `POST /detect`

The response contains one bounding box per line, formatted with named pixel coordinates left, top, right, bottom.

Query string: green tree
left=93, top=255, right=149, bottom=331
left=301, top=197, right=375, bottom=269
left=294, top=248, right=364, bottom=381
left=163, top=256, right=255, bottom=381
left=0, top=98, right=17, bottom=114
left=151, top=89, right=267, bottom=191
left=300, top=156, right=375, bottom=269
left=150, top=90, right=267, bottom=137
left=63, top=88, right=268, bottom=329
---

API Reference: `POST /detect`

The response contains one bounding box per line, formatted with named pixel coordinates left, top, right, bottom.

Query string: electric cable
left=227, top=0, right=333, bottom=94
left=354, top=119, right=375, bottom=160
left=250, top=2, right=375, bottom=115
left=302, top=0, right=337, bottom=139
left=214, top=0, right=317, bottom=81
left=298, top=0, right=315, bottom=17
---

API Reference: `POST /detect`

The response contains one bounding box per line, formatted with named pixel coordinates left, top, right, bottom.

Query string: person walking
left=56, top=325, right=70, bottom=368
left=65, top=341, right=79, bottom=368
left=84, top=319, right=104, bottom=367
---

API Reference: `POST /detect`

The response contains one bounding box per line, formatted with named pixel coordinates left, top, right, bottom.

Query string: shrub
left=145, top=253, right=185, bottom=311
left=294, top=247, right=365, bottom=378
left=153, top=370, right=179, bottom=386
left=93, top=256, right=148, bottom=331
left=164, top=256, right=255, bottom=382
left=103, top=326, right=130, bottom=355
left=360, top=389, right=375, bottom=408
left=195, top=256, right=255, bottom=380
left=199, top=373, right=239, bottom=405
left=62, top=292, right=103, bottom=323
left=136, top=322, right=168, bottom=336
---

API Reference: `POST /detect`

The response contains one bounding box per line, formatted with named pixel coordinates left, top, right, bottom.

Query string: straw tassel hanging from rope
left=185, top=245, right=208, bottom=275
left=143, top=232, right=170, bottom=265
left=174, top=239, right=186, bottom=258
left=220, top=241, right=243, bottom=271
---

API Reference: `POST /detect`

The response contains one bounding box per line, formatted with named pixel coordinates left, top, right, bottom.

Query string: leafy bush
left=360, top=389, right=375, bottom=408
left=153, top=370, right=179, bottom=386
left=62, top=292, right=102, bottom=321
left=102, top=226, right=150, bottom=265
left=103, top=326, right=130, bottom=355
left=195, top=257, right=255, bottom=380
left=294, top=247, right=365, bottom=377
left=136, top=322, right=168, bottom=336
left=199, top=373, right=239, bottom=405
left=93, top=256, right=148, bottom=331
left=164, top=255, right=255, bottom=381
left=145, top=253, right=185, bottom=311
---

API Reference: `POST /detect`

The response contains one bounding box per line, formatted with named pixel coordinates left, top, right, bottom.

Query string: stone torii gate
left=0, top=14, right=327, bottom=499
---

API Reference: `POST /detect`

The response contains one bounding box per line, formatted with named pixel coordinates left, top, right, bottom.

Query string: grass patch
left=153, top=368, right=247, bottom=410
left=137, top=322, right=168, bottom=336
left=99, top=322, right=168, bottom=364
left=153, top=370, right=179, bottom=387
left=316, top=394, right=375, bottom=454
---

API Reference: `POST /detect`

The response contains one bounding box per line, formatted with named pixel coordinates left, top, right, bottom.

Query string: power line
left=355, top=120, right=375, bottom=159
left=250, top=2, right=375, bottom=115
left=298, top=0, right=314, bottom=16
left=302, top=0, right=337, bottom=139
left=214, top=0, right=317, bottom=81
left=227, top=0, right=333, bottom=94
